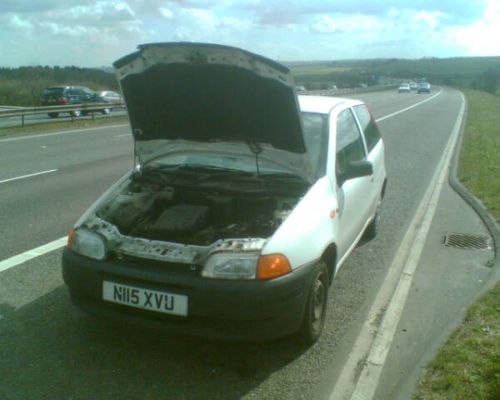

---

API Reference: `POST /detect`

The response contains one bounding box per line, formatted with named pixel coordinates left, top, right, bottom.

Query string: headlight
left=202, top=253, right=259, bottom=280
left=68, top=228, right=107, bottom=260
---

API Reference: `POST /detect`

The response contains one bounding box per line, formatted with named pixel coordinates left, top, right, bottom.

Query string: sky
left=1, top=0, right=499, bottom=67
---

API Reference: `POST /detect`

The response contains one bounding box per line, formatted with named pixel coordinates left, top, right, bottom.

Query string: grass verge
left=414, top=89, right=500, bottom=399
left=414, top=283, right=500, bottom=400
left=458, top=89, right=500, bottom=223
left=0, top=115, right=129, bottom=138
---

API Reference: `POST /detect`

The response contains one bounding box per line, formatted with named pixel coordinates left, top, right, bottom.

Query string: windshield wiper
left=144, top=164, right=253, bottom=180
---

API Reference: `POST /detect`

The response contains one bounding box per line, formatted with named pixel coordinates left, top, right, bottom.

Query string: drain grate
left=443, top=233, right=492, bottom=250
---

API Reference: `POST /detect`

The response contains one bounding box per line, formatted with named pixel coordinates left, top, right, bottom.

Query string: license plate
left=103, top=281, right=188, bottom=317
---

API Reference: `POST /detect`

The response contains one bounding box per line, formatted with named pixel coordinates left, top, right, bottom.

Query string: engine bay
left=96, top=173, right=304, bottom=246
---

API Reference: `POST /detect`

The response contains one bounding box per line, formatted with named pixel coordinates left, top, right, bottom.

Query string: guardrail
left=303, top=84, right=398, bottom=97
left=0, top=84, right=397, bottom=129
left=0, top=102, right=125, bottom=128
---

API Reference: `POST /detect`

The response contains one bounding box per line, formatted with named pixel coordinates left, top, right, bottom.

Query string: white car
left=398, top=83, right=411, bottom=93
left=98, top=90, right=122, bottom=103
left=62, top=43, right=387, bottom=343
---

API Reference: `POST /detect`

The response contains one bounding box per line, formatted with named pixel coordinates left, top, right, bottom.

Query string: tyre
left=48, top=113, right=59, bottom=118
left=297, top=261, right=329, bottom=344
left=101, top=108, right=111, bottom=115
left=364, top=196, right=382, bottom=240
left=70, top=110, right=81, bottom=118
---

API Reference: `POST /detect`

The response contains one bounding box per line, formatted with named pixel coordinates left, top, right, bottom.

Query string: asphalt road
left=0, top=87, right=471, bottom=400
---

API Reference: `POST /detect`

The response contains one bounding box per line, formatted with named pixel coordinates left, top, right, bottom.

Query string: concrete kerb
left=448, top=91, right=500, bottom=267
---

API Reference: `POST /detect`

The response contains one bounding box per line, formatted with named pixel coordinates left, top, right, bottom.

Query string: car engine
left=97, top=175, right=300, bottom=246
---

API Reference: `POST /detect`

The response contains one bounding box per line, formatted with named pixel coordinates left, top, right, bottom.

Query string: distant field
left=290, top=65, right=352, bottom=75
left=289, top=56, right=500, bottom=90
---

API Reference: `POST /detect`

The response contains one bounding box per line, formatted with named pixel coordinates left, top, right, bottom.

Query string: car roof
left=298, top=95, right=362, bottom=114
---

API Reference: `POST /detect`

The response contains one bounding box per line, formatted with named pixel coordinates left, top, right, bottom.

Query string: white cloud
left=0, top=0, right=497, bottom=67
left=39, top=22, right=99, bottom=37
left=311, top=14, right=380, bottom=34
left=159, top=7, right=173, bottom=18
left=218, top=16, right=252, bottom=31
left=9, top=14, right=34, bottom=31
left=311, top=15, right=338, bottom=33
left=447, top=0, right=500, bottom=55
left=413, top=10, right=446, bottom=29
left=185, top=8, right=216, bottom=27
left=66, top=1, right=136, bottom=23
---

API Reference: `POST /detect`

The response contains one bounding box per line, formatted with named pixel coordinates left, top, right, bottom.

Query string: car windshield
left=302, top=112, right=329, bottom=177
left=146, top=112, right=327, bottom=178
left=42, top=88, right=64, bottom=98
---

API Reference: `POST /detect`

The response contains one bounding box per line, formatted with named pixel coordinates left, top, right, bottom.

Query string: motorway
left=0, top=88, right=494, bottom=400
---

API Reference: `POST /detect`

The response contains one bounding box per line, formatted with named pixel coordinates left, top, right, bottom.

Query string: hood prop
left=248, top=142, right=262, bottom=177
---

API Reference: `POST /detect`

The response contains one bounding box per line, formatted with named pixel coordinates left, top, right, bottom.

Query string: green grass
left=458, top=89, right=500, bottom=222
left=414, top=284, right=500, bottom=400
left=414, top=89, right=500, bottom=399
left=0, top=115, right=129, bottom=138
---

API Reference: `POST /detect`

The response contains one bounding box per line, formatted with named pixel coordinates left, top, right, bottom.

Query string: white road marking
left=329, top=92, right=465, bottom=400
left=0, top=236, right=67, bottom=273
left=114, top=133, right=131, bottom=138
left=0, top=123, right=128, bottom=143
left=0, top=169, right=58, bottom=184
left=375, top=89, right=443, bottom=122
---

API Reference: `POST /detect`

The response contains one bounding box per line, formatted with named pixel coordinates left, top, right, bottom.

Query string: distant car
left=328, top=84, right=338, bottom=91
left=295, top=85, right=307, bottom=93
left=97, top=91, right=123, bottom=112
left=409, top=82, right=418, bottom=91
left=98, top=90, right=122, bottom=103
left=398, top=83, right=410, bottom=93
left=417, top=82, right=431, bottom=94
left=40, top=86, right=110, bottom=118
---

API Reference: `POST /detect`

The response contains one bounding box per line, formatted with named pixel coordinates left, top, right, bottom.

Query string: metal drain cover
left=443, top=233, right=492, bottom=250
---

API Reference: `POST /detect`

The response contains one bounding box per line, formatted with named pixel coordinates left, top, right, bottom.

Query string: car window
left=353, top=104, right=381, bottom=153
left=301, top=112, right=329, bottom=177
left=42, top=88, right=63, bottom=98
left=336, top=108, right=366, bottom=176
left=68, top=88, right=85, bottom=96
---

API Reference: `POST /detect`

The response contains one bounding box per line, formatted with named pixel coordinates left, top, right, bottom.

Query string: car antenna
left=247, top=141, right=262, bottom=177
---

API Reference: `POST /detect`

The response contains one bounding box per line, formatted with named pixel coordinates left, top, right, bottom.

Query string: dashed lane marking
left=0, top=237, right=67, bottom=273
left=0, top=169, right=58, bottom=184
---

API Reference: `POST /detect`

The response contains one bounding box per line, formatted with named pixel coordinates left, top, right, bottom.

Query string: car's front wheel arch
left=321, top=244, right=337, bottom=285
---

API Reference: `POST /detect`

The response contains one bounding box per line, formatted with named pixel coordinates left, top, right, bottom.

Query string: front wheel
left=297, top=261, right=329, bottom=344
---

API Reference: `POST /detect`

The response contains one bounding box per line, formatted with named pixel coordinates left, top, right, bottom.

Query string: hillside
left=0, top=66, right=118, bottom=107
left=289, top=56, right=500, bottom=92
left=1, top=57, right=498, bottom=106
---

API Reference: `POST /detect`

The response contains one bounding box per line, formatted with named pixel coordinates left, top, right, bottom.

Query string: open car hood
left=113, top=43, right=315, bottom=182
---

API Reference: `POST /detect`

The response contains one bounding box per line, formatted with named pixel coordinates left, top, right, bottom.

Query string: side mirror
left=338, top=160, right=373, bottom=185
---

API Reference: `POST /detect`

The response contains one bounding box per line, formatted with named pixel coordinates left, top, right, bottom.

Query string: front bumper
left=62, top=248, right=314, bottom=341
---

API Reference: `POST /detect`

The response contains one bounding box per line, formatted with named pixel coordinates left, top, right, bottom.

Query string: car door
left=333, top=108, right=372, bottom=260
left=353, top=104, right=385, bottom=214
